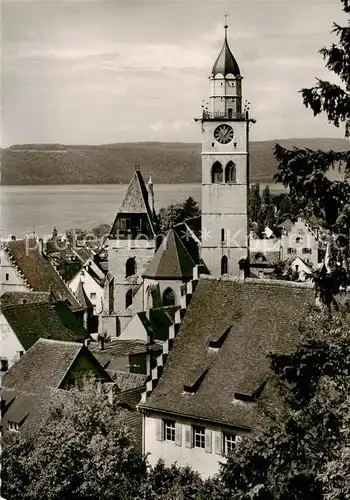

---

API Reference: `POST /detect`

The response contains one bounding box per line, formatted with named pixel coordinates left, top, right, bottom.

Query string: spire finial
left=224, top=13, right=229, bottom=36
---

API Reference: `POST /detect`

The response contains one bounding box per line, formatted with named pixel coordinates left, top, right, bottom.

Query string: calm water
left=0, top=183, right=286, bottom=240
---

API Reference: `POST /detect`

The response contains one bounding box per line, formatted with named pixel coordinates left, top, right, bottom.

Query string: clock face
left=214, top=124, right=234, bottom=144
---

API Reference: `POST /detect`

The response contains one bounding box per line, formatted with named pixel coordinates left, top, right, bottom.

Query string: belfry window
left=125, top=257, right=136, bottom=277
left=225, top=161, right=236, bottom=183
left=211, top=162, right=223, bottom=183
left=163, top=287, right=176, bottom=306
left=221, top=256, right=228, bottom=275
left=125, top=289, right=133, bottom=309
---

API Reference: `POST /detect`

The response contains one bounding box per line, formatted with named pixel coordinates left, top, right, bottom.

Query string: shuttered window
left=193, top=426, right=205, bottom=448
left=175, top=423, right=182, bottom=446
left=156, top=418, right=164, bottom=441
left=214, top=431, right=223, bottom=455
left=205, top=429, right=212, bottom=453
left=184, top=425, right=193, bottom=448
left=164, top=420, right=175, bottom=442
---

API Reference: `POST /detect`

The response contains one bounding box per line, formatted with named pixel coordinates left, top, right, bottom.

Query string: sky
left=2, top=0, right=348, bottom=146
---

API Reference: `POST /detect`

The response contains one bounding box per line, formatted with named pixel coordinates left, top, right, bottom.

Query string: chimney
left=39, top=238, right=45, bottom=255
left=148, top=175, right=155, bottom=215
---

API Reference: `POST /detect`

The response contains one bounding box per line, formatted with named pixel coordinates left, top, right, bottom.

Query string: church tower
left=200, top=24, right=249, bottom=277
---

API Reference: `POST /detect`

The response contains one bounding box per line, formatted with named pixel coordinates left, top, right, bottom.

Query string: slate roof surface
left=5, top=239, right=83, bottom=312
left=91, top=340, right=162, bottom=372
left=141, top=276, right=315, bottom=429
left=1, top=301, right=89, bottom=350
left=142, top=229, right=195, bottom=279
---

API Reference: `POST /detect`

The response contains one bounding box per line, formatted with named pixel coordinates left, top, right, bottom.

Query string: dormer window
left=209, top=325, right=232, bottom=349
left=184, top=368, right=208, bottom=393
left=8, top=421, right=19, bottom=432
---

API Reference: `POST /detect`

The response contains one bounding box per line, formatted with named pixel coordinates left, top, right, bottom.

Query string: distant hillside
left=1, top=139, right=349, bottom=185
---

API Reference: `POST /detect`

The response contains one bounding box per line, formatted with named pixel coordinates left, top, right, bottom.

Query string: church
left=102, top=23, right=251, bottom=339
left=101, top=25, right=315, bottom=477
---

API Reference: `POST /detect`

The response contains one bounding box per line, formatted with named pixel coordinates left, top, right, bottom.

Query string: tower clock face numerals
left=214, top=124, right=234, bottom=144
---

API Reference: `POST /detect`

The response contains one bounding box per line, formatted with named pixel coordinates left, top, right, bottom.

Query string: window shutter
left=205, top=429, right=212, bottom=453
left=214, top=431, right=223, bottom=455
left=156, top=419, right=164, bottom=441
left=175, top=423, right=182, bottom=446
left=184, top=425, right=192, bottom=448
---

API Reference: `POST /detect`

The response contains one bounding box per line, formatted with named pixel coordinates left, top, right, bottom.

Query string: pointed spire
left=211, top=22, right=240, bottom=77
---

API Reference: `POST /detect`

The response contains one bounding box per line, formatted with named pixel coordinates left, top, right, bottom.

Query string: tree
left=274, top=0, right=350, bottom=232
left=158, top=197, right=200, bottom=233
left=274, top=0, right=350, bottom=301
left=248, top=184, right=262, bottom=223
left=2, top=380, right=147, bottom=500
left=218, top=312, right=350, bottom=499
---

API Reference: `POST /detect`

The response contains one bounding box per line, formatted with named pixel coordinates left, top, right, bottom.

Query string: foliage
left=2, top=380, right=147, bottom=500
left=271, top=260, right=300, bottom=282
left=158, top=196, right=200, bottom=233
left=218, top=312, right=350, bottom=499
left=274, top=0, right=350, bottom=234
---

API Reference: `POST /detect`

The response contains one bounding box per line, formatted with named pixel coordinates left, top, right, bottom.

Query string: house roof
left=0, top=291, right=51, bottom=307
left=109, top=371, right=148, bottom=391
left=1, top=341, right=111, bottom=435
left=109, top=169, right=157, bottom=237
left=142, top=229, right=195, bottom=279
left=1, top=300, right=89, bottom=350
left=5, top=239, right=83, bottom=312
left=140, top=276, right=315, bottom=429
left=1, top=339, right=85, bottom=394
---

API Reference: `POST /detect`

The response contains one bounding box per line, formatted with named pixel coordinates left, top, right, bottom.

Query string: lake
left=0, top=183, right=286, bottom=240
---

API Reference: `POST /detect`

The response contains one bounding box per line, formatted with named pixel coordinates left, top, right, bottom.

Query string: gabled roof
left=140, top=276, right=315, bottom=429
left=142, top=229, right=195, bottom=279
left=110, top=371, right=148, bottom=391
left=5, top=239, right=83, bottom=312
left=1, top=300, right=89, bottom=350
left=211, top=29, right=241, bottom=77
left=1, top=339, right=84, bottom=394
left=109, top=169, right=157, bottom=236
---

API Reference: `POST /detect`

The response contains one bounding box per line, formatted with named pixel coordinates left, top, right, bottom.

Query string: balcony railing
left=197, top=110, right=248, bottom=121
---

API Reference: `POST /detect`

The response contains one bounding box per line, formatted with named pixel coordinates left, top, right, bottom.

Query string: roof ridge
left=200, top=274, right=314, bottom=289
left=36, top=338, right=84, bottom=347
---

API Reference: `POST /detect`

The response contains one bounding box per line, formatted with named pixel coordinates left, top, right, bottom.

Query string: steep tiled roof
left=91, top=339, right=162, bottom=371
left=1, top=339, right=84, bottom=394
left=1, top=301, right=89, bottom=350
left=109, top=169, right=157, bottom=236
left=5, top=239, right=83, bottom=312
left=143, top=229, right=195, bottom=279
left=109, top=371, right=148, bottom=391
left=0, top=291, right=50, bottom=307
left=140, top=276, right=315, bottom=429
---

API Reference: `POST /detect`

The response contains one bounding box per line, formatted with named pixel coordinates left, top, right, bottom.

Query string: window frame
left=193, top=426, right=205, bottom=449
left=164, top=420, right=176, bottom=442
left=224, top=433, right=237, bottom=455
left=90, top=292, right=97, bottom=300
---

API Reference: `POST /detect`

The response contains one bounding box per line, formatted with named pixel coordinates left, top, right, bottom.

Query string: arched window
left=125, top=288, right=133, bottom=309
left=225, top=161, right=236, bottom=183
left=221, top=228, right=225, bottom=243
left=125, top=257, right=136, bottom=277
left=162, top=287, right=176, bottom=306
left=221, top=256, right=228, bottom=275
left=211, top=161, right=223, bottom=183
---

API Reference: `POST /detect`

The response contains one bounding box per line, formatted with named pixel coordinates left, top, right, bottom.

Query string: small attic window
left=209, top=325, right=232, bottom=349
left=184, top=368, right=208, bottom=393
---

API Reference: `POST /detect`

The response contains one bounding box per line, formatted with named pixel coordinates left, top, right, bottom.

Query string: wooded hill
left=1, top=138, right=349, bottom=185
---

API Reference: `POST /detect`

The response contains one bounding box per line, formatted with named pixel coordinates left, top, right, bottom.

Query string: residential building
left=0, top=293, right=89, bottom=368
left=138, top=275, right=315, bottom=477
left=280, top=218, right=320, bottom=268
left=1, top=238, right=86, bottom=323
left=0, top=339, right=111, bottom=435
